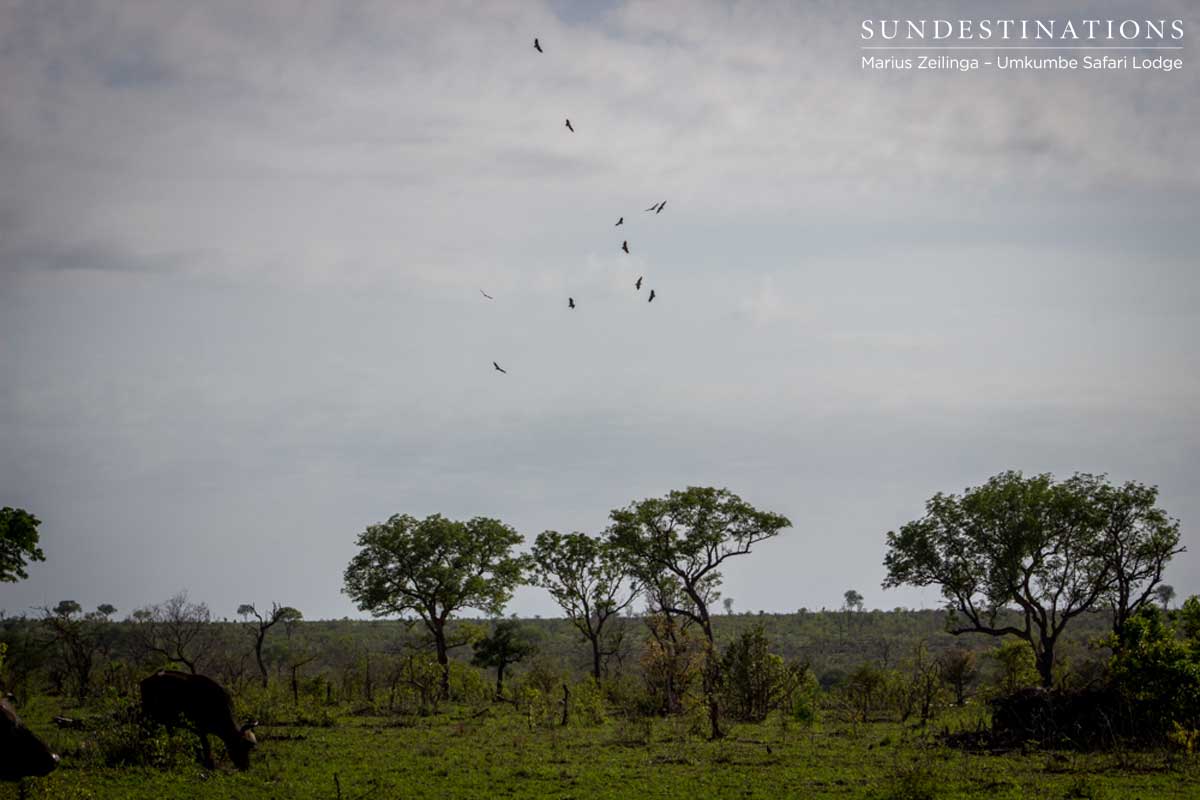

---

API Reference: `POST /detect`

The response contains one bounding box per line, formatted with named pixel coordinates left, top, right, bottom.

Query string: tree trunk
left=495, top=663, right=505, bottom=700
left=255, top=631, right=268, bottom=689
left=433, top=624, right=450, bottom=700
left=1036, top=643, right=1054, bottom=689
left=590, top=634, right=602, bottom=682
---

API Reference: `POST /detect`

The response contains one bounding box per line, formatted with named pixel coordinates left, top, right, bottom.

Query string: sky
left=1, top=0, right=1197, bottom=621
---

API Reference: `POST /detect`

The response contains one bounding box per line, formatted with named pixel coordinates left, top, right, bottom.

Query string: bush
left=719, top=624, right=799, bottom=723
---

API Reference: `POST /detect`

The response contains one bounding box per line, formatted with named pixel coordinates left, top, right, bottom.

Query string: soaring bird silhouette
left=655, top=201, right=667, bottom=214
left=621, top=240, right=629, bottom=254
left=635, top=276, right=643, bottom=290
left=568, top=297, right=575, bottom=309
left=645, top=201, right=664, bottom=212
left=648, top=289, right=656, bottom=303
left=534, top=38, right=543, bottom=53
left=493, top=361, right=507, bottom=374
left=615, top=217, right=624, bottom=226
left=479, top=289, right=494, bottom=300
left=565, top=119, right=574, bottom=133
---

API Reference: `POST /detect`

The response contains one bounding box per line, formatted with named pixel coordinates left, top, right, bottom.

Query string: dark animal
left=568, top=297, right=575, bottom=309
left=493, top=361, right=507, bottom=374
left=621, top=240, right=629, bottom=254
left=140, top=671, right=258, bottom=770
left=1, top=696, right=59, bottom=781
left=655, top=200, right=666, bottom=213
left=479, top=289, right=494, bottom=300
left=644, top=202, right=659, bottom=211
left=635, top=276, right=643, bottom=290
left=534, top=38, right=543, bottom=53
left=565, top=118, right=574, bottom=133
left=648, top=289, right=656, bottom=302
left=615, top=217, right=623, bottom=226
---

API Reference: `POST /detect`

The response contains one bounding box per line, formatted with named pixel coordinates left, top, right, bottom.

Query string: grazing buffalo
left=1, top=695, right=59, bottom=781
left=140, top=671, right=258, bottom=770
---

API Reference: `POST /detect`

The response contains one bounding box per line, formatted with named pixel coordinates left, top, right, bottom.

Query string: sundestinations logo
left=860, top=18, right=1185, bottom=42
left=860, top=17, right=1187, bottom=73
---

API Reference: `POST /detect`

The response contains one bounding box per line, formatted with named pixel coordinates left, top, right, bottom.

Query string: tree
left=1088, top=477, right=1183, bottom=638
left=608, top=486, right=791, bottom=738
left=937, top=647, right=978, bottom=706
left=1156, top=584, right=1177, bottom=610
left=471, top=619, right=537, bottom=699
left=0, top=507, right=45, bottom=583
left=843, top=589, right=864, bottom=613
left=238, top=603, right=303, bottom=688
left=722, top=597, right=735, bottom=615
left=129, top=591, right=214, bottom=674
left=40, top=602, right=118, bottom=701
left=343, top=513, right=529, bottom=699
left=531, top=531, right=639, bottom=680
left=884, top=471, right=1127, bottom=688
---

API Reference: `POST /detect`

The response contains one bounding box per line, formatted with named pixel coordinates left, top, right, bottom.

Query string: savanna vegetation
left=1, top=475, right=1197, bottom=799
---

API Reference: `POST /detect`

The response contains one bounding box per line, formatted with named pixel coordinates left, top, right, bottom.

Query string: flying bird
left=648, top=289, right=656, bottom=302
left=493, top=361, right=507, bottom=374
left=568, top=297, right=575, bottom=309
left=621, top=240, right=629, bottom=254
left=655, top=201, right=667, bottom=214
left=635, top=276, right=643, bottom=290
left=565, top=119, right=574, bottom=133
left=534, top=38, right=543, bottom=53
left=615, top=217, right=623, bottom=226
left=645, top=201, right=664, bottom=212
left=479, top=290, right=494, bottom=300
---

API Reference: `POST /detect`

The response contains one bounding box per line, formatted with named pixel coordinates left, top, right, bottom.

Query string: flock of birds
left=487, top=37, right=665, bottom=376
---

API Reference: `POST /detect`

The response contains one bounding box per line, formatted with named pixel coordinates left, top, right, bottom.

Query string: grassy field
left=7, top=701, right=1200, bottom=800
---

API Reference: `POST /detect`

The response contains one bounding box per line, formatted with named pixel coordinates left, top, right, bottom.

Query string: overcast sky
left=2, top=1, right=1197, bottom=620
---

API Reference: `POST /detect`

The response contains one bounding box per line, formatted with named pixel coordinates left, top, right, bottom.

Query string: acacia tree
left=1, top=507, right=45, bottom=583
left=343, top=513, right=529, bottom=699
left=237, top=603, right=303, bottom=688
left=882, top=471, right=1178, bottom=688
left=531, top=531, right=639, bottom=680
left=1087, top=477, right=1183, bottom=638
left=608, top=486, right=791, bottom=739
left=40, top=601, right=118, bottom=701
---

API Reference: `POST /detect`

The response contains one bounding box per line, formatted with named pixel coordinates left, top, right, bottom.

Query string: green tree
left=237, top=603, right=303, bottom=688
left=0, top=507, right=45, bottom=583
left=883, top=471, right=1136, bottom=687
left=1088, top=478, right=1183, bottom=638
left=531, top=531, right=638, bottom=680
left=471, top=619, right=537, bottom=699
left=608, top=486, right=790, bottom=738
left=1156, top=584, right=1177, bottom=610
left=343, top=513, right=529, bottom=699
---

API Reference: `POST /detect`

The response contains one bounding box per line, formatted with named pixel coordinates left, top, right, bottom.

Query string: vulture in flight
left=615, top=217, right=624, bottom=226
left=568, top=297, right=575, bottom=309
left=621, top=240, right=629, bottom=254
left=565, top=119, right=574, bottom=133
left=648, top=289, right=656, bottom=303
left=493, top=361, right=507, bottom=374
left=534, top=38, right=543, bottom=53
left=655, top=201, right=667, bottom=214
left=635, top=276, right=643, bottom=290
left=645, top=201, right=664, bottom=212
left=479, top=289, right=494, bottom=300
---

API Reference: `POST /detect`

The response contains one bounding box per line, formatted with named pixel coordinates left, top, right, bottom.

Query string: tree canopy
left=531, top=530, right=639, bottom=679
left=882, top=471, right=1181, bottom=687
left=343, top=513, right=529, bottom=697
left=1, top=506, right=46, bottom=583
left=608, top=486, right=790, bottom=737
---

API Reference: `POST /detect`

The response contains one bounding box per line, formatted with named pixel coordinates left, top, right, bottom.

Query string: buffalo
left=140, top=671, right=258, bottom=770
left=1, top=695, right=59, bottom=781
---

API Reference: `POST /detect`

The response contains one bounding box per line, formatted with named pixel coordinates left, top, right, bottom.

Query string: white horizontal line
left=861, top=46, right=1184, bottom=50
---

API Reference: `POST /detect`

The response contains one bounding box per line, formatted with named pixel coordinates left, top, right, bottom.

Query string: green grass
left=6, top=704, right=1200, bottom=800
